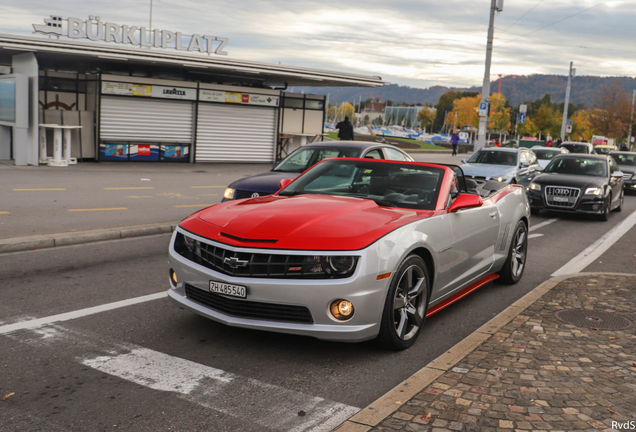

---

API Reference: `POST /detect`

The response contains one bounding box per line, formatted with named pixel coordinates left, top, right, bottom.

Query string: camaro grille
left=174, top=233, right=357, bottom=279
left=545, top=186, right=580, bottom=208
left=185, top=284, right=314, bottom=324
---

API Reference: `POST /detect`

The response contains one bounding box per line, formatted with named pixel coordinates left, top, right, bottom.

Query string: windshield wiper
left=374, top=199, right=397, bottom=207
left=278, top=191, right=306, bottom=196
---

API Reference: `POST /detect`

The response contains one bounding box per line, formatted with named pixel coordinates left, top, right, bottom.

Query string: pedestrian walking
left=450, top=130, right=460, bottom=156
left=620, top=143, right=629, bottom=151
left=555, top=137, right=563, bottom=147
left=335, top=116, right=355, bottom=141
left=545, top=133, right=553, bottom=147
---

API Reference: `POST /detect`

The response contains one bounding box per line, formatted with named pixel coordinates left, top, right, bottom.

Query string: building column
left=12, top=52, right=39, bottom=166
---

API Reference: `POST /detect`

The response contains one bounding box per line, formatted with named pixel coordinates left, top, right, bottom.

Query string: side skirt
left=426, top=273, right=500, bottom=318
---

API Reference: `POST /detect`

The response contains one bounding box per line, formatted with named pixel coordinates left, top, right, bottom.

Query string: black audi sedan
left=527, top=154, right=624, bottom=221
left=609, top=151, right=636, bottom=194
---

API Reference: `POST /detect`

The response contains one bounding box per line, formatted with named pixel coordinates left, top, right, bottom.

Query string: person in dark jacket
left=336, top=117, right=355, bottom=141
left=449, top=130, right=460, bottom=156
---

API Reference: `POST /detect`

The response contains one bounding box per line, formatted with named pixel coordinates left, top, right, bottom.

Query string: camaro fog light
left=169, top=269, right=178, bottom=287
left=330, top=299, right=354, bottom=321
left=327, top=256, right=355, bottom=274
left=223, top=188, right=236, bottom=200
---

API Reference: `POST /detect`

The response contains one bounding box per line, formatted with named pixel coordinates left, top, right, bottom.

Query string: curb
left=333, top=272, right=635, bottom=432
left=0, top=221, right=179, bottom=254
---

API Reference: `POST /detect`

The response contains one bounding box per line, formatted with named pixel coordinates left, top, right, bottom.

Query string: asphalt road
left=1, top=155, right=635, bottom=431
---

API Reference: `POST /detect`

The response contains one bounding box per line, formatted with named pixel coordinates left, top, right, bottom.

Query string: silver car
left=168, top=159, right=530, bottom=350
left=461, top=147, right=540, bottom=186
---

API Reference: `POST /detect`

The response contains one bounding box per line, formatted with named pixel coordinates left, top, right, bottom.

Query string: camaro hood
left=532, top=173, right=605, bottom=189
left=227, top=171, right=298, bottom=195
left=180, top=194, right=431, bottom=250
left=461, top=163, right=516, bottom=179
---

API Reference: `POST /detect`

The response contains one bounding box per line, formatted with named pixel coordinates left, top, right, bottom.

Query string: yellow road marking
left=13, top=188, right=66, bottom=191
left=104, top=187, right=155, bottom=190
left=174, top=204, right=214, bottom=208
left=67, top=208, right=127, bottom=212
left=128, top=196, right=154, bottom=198
left=190, top=186, right=225, bottom=189
left=0, top=211, right=9, bottom=214
left=196, top=194, right=219, bottom=197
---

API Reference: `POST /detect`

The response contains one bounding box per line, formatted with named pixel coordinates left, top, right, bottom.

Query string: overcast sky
left=2, top=0, right=634, bottom=89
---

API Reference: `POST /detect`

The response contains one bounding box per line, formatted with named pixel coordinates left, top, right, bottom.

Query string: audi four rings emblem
left=553, top=188, right=569, bottom=195
left=224, top=257, right=249, bottom=268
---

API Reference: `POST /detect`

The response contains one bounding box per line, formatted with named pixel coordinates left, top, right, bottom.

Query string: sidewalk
left=336, top=273, right=636, bottom=432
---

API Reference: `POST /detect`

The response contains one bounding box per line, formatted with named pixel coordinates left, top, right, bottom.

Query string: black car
left=609, top=151, right=636, bottom=193
left=222, top=141, right=413, bottom=201
left=559, top=141, right=596, bottom=154
left=527, top=154, right=624, bottom=221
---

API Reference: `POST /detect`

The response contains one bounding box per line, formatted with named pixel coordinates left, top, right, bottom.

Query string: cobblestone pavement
left=370, top=275, right=636, bottom=432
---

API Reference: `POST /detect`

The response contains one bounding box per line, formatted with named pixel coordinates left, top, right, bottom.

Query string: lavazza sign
left=33, top=15, right=228, bottom=55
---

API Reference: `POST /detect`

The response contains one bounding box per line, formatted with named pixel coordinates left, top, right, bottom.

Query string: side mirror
left=521, top=162, right=530, bottom=168
left=278, top=178, right=293, bottom=190
left=611, top=171, right=623, bottom=178
left=461, top=158, right=468, bottom=164
left=448, top=193, right=483, bottom=213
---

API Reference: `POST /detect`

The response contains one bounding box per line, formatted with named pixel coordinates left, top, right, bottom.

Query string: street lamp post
left=476, top=0, right=503, bottom=152
left=560, top=62, right=575, bottom=141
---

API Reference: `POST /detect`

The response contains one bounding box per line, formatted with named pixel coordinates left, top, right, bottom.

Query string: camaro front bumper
left=167, top=229, right=390, bottom=342
left=527, top=190, right=606, bottom=215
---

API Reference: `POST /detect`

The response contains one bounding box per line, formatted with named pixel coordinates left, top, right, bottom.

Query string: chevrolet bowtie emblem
left=224, top=256, right=249, bottom=268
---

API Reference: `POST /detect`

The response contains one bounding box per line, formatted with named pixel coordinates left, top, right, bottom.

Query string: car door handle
left=489, top=211, right=497, bottom=218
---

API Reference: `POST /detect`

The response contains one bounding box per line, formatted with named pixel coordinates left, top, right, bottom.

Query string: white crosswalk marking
left=82, top=347, right=359, bottom=432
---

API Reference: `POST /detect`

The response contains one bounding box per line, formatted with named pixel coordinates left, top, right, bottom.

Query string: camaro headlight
left=223, top=188, right=236, bottom=200
left=493, top=176, right=508, bottom=182
left=327, top=256, right=356, bottom=274
left=585, top=187, right=602, bottom=195
left=529, top=183, right=541, bottom=191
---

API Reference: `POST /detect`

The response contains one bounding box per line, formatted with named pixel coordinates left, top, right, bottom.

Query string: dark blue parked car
left=222, top=141, right=413, bottom=201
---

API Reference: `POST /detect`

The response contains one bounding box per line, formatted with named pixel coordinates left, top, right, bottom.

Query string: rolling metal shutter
left=196, top=103, right=276, bottom=162
left=100, top=97, right=193, bottom=142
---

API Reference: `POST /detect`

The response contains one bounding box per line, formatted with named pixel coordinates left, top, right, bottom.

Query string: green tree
left=417, top=107, right=436, bottom=133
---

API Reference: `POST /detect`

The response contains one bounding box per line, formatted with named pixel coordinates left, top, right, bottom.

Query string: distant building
left=361, top=102, right=385, bottom=124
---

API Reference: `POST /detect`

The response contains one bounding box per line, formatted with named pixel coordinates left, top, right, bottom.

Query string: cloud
left=2, top=0, right=635, bottom=89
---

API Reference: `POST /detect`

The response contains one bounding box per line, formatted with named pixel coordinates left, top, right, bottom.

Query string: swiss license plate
left=209, top=281, right=247, bottom=298
left=553, top=197, right=569, bottom=202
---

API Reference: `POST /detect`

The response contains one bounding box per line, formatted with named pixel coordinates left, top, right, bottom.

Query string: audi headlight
left=223, top=188, right=236, bottom=200
left=529, top=183, right=541, bottom=191
left=494, top=176, right=508, bottom=182
left=585, top=187, right=602, bottom=195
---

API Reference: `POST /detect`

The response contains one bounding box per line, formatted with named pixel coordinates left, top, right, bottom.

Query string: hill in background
left=292, top=75, right=636, bottom=108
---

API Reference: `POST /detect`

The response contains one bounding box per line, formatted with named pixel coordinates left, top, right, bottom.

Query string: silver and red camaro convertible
left=168, top=159, right=530, bottom=350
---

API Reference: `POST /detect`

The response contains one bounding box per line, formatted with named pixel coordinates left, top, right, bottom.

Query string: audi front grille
left=545, top=186, right=580, bottom=208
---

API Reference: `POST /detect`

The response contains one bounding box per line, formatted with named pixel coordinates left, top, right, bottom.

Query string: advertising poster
left=100, top=144, right=129, bottom=161
left=130, top=144, right=159, bottom=161
left=225, top=92, right=242, bottom=103
left=0, top=78, right=17, bottom=122
left=161, top=145, right=189, bottom=162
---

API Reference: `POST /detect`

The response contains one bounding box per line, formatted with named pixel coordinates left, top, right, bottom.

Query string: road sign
left=519, top=104, right=527, bottom=114
left=519, top=113, right=526, bottom=124
left=566, top=124, right=572, bottom=133
left=479, top=102, right=488, bottom=117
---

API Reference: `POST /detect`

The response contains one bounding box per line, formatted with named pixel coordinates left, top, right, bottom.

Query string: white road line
left=82, top=347, right=359, bottom=432
left=528, top=233, right=544, bottom=239
left=0, top=292, right=166, bottom=335
left=529, top=218, right=557, bottom=232
left=552, top=209, right=636, bottom=277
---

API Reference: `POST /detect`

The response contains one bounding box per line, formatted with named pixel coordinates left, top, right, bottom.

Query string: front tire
left=499, top=220, right=528, bottom=284
left=377, top=255, right=430, bottom=351
left=597, top=194, right=611, bottom=221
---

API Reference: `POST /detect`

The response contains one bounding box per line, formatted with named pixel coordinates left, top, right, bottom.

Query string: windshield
left=594, top=147, right=613, bottom=155
left=533, top=149, right=561, bottom=160
left=560, top=144, right=589, bottom=154
left=467, top=150, right=517, bottom=166
left=278, top=159, right=444, bottom=210
left=274, top=147, right=360, bottom=172
left=544, top=157, right=607, bottom=177
left=611, top=153, right=636, bottom=166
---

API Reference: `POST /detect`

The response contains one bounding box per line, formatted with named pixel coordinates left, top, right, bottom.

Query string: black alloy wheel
left=598, top=194, right=611, bottom=221
left=499, top=220, right=528, bottom=284
left=377, top=255, right=429, bottom=350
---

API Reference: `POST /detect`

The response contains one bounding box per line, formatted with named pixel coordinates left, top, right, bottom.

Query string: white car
left=531, top=146, right=569, bottom=169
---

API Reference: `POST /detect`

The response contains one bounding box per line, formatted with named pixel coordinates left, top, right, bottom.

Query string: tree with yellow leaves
left=452, top=95, right=480, bottom=131
left=488, top=93, right=511, bottom=132
left=417, top=107, right=436, bottom=133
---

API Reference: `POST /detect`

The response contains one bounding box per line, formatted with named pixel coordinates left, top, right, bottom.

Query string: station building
left=0, top=15, right=384, bottom=166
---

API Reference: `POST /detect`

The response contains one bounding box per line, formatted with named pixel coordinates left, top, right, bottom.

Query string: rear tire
left=499, top=220, right=528, bottom=285
left=377, top=255, right=429, bottom=351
